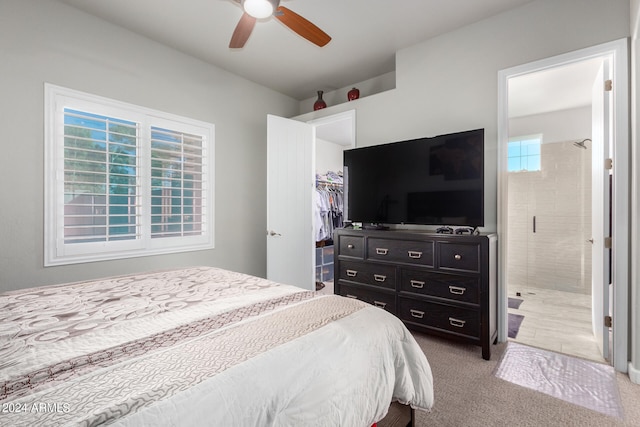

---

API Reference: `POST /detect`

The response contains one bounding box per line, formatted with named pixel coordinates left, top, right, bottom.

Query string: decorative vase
left=347, top=87, right=360, bottom=101
left=313, top=90, right=327, bottom=110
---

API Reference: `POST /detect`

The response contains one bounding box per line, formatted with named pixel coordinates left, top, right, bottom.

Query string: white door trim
left=591, top=61, right=611, bottom=360
left=306, top=109, right=356, bottom=148
left=497, top=38, right=629, bottom=372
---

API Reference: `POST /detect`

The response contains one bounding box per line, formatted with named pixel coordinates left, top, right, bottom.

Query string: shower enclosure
left=507, top=137, right=592, bottom=296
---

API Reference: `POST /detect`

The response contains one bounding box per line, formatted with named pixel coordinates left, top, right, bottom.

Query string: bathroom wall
left=507, top=107, right=592, bottom=295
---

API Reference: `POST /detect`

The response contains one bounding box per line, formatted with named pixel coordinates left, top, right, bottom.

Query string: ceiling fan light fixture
left=229, top=0, right=330, bottom=49
left=243, top=0, right=277, bottom=19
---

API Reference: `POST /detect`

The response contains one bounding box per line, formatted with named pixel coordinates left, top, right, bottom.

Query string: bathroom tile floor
left=508, top=288, right=606, bottom=363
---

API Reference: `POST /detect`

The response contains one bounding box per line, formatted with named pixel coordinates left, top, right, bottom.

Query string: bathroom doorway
left=497, top=39, right=630, bottom=371
left=506, top=58, right=602, bottom=362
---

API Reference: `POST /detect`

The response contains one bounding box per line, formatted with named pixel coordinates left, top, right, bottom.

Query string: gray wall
left=296, top=0, right=630, bottom=235
left=0, top=0, right=298, bottom=291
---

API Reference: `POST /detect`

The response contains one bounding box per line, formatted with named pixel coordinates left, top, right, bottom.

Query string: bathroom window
left=508, top=135, right=541, bottom=172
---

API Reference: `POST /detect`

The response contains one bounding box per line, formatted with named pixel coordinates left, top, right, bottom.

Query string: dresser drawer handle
left=376, top=248, right=389, bottom=255
left=373, top=300, right=387, bottom=308
left=410, top=309, right=424, bottom=319
left=345, top=294, right=359, bottom=299
left=347, top=244, right=355, bottom=249
left=410, top=280, right=425, bottom=289
left=407, top=251, right=422, bottom=259
left=449, top=286, right=466, bottom=295
left=374, top=274, right=387, bottom=282
left=346, top=269, right=358, bottom=277
left=449, top=317, right=466, bottom=328
left=454, top=254, right=462, bottom=260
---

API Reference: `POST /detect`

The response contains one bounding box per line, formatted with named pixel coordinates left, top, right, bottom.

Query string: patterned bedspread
left=0, top=266, right=433, bottom=426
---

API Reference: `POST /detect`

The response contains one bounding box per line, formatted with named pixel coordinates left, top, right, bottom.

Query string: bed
left=0, top=266, right=433, bottom=426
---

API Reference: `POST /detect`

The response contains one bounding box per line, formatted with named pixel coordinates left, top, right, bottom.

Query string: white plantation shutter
left=150, top=126, right=206, bottom=239
left=63, top=109, right=141, bottom=244
left=45, top=85, right=214, bottom=266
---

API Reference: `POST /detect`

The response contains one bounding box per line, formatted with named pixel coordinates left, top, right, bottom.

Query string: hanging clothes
left=315, top=171, right=343, bottom=243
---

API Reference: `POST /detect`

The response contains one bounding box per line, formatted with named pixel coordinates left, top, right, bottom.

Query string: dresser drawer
left=438, top=242, right=480, bottom=272
left=338, top=261, right=396, bottom=290
left=367, top=238, right=434, bottom=267
left=398, top=297, right=479, bottom=338
left=400, top=269, right=479, bottom=304
left=338, top=235, right=365, bottom=259
left=338, top=284, right=396, bottom=314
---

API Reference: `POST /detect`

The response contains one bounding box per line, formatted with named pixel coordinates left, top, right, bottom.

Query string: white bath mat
left=494, top=342, right=623, bottom=419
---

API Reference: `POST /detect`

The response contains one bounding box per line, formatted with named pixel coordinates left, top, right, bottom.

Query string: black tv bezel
left=343, top=128, right=485, bottom=228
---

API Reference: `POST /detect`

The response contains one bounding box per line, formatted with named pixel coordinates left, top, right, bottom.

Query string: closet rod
left=316, top=180, right=343, bottom=186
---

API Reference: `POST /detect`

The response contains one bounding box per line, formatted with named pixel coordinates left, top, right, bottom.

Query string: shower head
left=573, top=138, right=591, bottom=149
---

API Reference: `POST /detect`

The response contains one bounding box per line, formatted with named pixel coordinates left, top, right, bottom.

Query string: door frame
left=497, top=38, right=629, bottom=372
left=306, top=109, right=356, bottom=148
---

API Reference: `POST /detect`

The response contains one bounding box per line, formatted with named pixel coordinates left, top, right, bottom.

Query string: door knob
left=588, top=238, right=594, bottom=244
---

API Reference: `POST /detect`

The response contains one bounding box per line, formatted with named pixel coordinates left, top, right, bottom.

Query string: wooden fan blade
left=274, top=6, right=331, bottom=47
left=229, top=13, right=257, bottom=48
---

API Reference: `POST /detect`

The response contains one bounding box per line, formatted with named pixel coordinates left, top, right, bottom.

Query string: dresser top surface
left=335, top=228, right=497, bottom=241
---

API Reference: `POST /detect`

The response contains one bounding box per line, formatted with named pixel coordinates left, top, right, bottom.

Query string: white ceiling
left=55, top=0, right=536, bottom=101
left=508, top=58, right=604, bottom=118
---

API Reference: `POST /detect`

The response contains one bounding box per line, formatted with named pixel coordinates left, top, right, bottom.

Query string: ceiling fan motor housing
left=243, top=0, right=280, bottom=19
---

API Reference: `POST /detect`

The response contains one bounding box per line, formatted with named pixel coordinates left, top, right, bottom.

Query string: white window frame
left=44, top=84, right=215, bottom=266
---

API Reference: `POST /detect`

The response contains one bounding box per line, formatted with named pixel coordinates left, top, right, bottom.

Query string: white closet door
left=266, top=114, right=315, bottom=290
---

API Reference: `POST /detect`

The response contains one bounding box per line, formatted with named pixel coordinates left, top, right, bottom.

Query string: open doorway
left=497, top=39, right=630, bottom=372
left=309, top=111, right=356, bottom=295
left=505, top=58, right=604, bottom=363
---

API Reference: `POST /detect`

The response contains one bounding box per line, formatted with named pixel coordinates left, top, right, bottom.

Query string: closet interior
left=315, top=171, right=343, bottom=289
left=312, top=113, right=354, bottom=290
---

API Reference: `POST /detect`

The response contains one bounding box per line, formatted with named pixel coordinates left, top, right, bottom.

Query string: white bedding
left=0, top=266, right=433, bottom=426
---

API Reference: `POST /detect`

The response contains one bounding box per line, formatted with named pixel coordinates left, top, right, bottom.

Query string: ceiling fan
left=228, top=0, right=331, bottom=48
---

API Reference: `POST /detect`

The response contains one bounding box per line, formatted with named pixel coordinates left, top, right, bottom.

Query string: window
left=508, top=135, right=541, bottom=172
left=45, top=84, right=214, bottom=266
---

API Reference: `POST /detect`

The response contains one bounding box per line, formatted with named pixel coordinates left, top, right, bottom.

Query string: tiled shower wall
left=507, top=140, right=592, bottom=295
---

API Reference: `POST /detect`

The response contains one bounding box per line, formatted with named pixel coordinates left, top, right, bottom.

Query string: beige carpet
left=407, top=332, right=640, bottom=427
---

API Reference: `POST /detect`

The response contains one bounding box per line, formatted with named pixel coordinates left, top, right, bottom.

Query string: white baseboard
left=628, top=362, right=640, bottom=384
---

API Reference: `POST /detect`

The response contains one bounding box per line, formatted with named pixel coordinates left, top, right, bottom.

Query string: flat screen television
left=343, top=128, right=484, bottom=228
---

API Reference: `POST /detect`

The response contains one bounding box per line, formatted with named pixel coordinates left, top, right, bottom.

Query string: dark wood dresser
left=334, top=228, right=497, bottom=360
